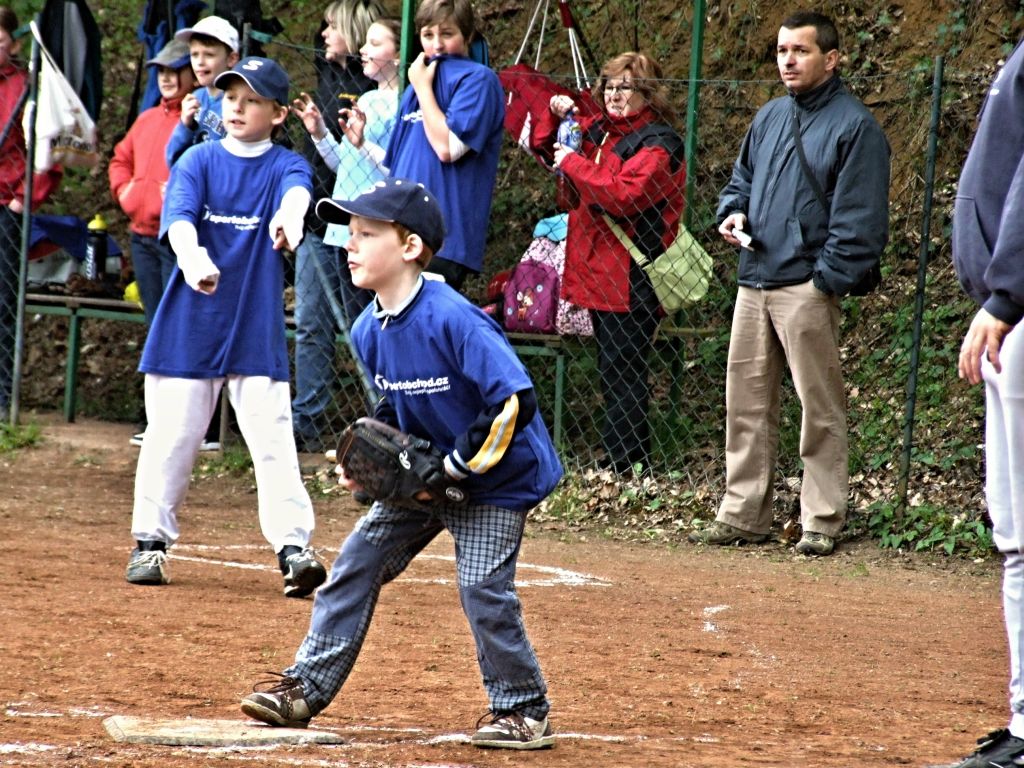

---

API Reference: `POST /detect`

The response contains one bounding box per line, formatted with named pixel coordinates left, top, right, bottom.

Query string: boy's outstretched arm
left=269, top=187, right=311, bottom=252
left=168, top=220, right=220, bottom=295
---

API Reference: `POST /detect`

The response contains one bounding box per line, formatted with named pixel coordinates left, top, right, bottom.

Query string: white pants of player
left=131, top=374, right=315, bottom=554
left=981, top=325, right=1024, bottom=735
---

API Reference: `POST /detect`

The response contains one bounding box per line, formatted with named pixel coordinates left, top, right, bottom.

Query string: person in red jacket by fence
left=0, top=6, right=62, bottom=422
left=535, top=51, right=685, bottom=474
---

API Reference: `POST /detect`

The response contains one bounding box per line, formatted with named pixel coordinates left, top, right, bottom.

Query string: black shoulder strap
left=612, top=123, right=685, bottom=172
left=790, top=105, right=829, bottom=216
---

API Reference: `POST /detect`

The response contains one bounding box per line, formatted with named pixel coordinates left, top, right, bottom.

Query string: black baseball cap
left=316, top=178, right=446, bottom=254
left=214, top=56, right=290, bottom=105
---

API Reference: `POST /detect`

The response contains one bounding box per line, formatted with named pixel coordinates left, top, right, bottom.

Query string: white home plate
left=103, top=715, right=344, bottom=746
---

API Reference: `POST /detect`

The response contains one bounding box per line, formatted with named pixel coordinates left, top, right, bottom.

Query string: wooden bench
left=25, top=293, right=146, bottom=422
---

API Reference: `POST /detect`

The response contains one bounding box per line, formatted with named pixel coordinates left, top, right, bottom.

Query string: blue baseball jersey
left=383, top=55, right=505, bottom=273
left=165, top=88, right=227, bottom=167
left=351, top=279, right=562, bottom=511
left=144, top=141, right=312, bottom=380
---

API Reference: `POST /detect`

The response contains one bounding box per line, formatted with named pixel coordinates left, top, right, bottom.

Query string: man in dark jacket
left=689, top=10, right=890, bottom=556
left=947, top=37, right=1024, bottom=768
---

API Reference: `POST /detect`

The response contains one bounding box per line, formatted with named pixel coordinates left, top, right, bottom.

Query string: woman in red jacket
left=537, top=51, right=685, bottom=473
left=0, top=6, right=62, bottom=420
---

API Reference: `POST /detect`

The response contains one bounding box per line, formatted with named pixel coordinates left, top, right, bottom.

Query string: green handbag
left=604, top=215, right=712, bottom=311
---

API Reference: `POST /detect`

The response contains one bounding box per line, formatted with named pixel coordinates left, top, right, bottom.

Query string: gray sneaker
left=687, top=520, right=769, bottom=546
left=240, top=674, right=312, bottom=728
left=795, top=531, right=835, bottom=556
left=125, top=548, right=169, bottom=585
left=471, top=710, right=555, bottom=750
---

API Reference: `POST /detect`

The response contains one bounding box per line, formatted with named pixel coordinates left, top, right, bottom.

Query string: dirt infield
left=0, top=415, right=1008, bottom=767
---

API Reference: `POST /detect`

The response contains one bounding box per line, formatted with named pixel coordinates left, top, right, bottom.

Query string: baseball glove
left=336, top=417, right=467, bottom=507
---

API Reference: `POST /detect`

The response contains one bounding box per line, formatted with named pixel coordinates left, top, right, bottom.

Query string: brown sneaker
left=795, top=531, right=835, bottom=556
left=471, top=710, right=555, bottom=750
left=240, top=673, right=312, bottom=728
left=687, top=520, right=769, bottom=546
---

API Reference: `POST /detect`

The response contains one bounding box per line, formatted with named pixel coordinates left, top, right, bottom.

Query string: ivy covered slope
left=17, top=0, right=1024, bottom=554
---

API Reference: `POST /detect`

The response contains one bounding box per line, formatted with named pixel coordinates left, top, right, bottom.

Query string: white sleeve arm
left=314, top=133, right=342, bottom=172
left=268, top=186, right=312, bottom=251
left=168, top=220, right=219, bottom=294
left=358, top=140, right=388, bottom=171
left=447, top=131, right=470, bottom=162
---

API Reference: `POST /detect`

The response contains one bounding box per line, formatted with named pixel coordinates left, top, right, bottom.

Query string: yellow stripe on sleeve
left=467, top=394, right=520, bottom=474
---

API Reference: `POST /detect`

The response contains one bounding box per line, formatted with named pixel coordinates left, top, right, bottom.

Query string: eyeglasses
left=603, top=83, right=634, bottom=96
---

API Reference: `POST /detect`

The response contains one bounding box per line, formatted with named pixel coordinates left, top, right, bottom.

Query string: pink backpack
left=503, top=257, right=559, bottom=334
left=503, top=236, right=593, bottom=336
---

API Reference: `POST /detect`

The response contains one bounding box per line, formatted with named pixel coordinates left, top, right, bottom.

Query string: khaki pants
left=717, top=281, right=848, bottom=537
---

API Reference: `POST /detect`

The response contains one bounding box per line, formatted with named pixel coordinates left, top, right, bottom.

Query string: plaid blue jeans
left=286, top=500, right=550, bottom=721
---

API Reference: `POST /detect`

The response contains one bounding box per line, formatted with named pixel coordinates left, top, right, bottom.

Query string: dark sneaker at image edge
left=952, top=728, right=1024, bottom=768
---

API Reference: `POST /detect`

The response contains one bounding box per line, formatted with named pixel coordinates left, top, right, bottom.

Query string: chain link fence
left=8, top=20, right=992, bottom=521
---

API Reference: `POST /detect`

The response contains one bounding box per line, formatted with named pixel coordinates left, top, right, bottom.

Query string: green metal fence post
left=666, top=0, right=706, bottom=438
left=897, top=55, right=945, bottom=513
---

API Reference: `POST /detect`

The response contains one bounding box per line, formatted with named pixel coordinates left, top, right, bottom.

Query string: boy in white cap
left=165, top=15, right=240, bottom=166
left=240, top=178, right=562, bottom=749
left=126, top=57, right=327, bottom=600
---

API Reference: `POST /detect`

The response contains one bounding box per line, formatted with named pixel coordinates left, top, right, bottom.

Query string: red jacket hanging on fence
left=109, top=95, right=186, bottom=237
left=0, top=61, right=62, bottom=209
left=535, top=105, right=685, bottom=312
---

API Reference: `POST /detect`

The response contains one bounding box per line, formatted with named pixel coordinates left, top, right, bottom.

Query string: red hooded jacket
left=109, top=96, right=186, bottom=237
left=535, top=105, right=686, bottom=312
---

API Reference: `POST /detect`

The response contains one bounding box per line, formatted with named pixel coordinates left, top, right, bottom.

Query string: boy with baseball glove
left=241, top=178, right=562, bottom=749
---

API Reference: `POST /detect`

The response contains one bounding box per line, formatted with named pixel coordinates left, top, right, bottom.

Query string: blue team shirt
left=351, top=279, right=563, bottom=511
left=165, top=88, right=227, bottom=167
left=143, top=142, right=312, bottom=380
left=383, top=56, right=505, bottom=273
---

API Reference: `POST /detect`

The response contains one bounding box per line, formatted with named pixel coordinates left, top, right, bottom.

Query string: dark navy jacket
left=717, top=75, right=891, bottom=296
left=953, top=38, right=1024, bottom=325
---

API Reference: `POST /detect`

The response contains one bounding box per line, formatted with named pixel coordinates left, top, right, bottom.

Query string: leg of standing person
left=954, top=327, right=1024, bottom=767
left=126, top=375, right=220, bottom=584
left=240, top=503, right=444, bottom=723
left=591, top=266, right=660, bottom=473
left=130, top=233, right=169, bottom=326
left=700, top=285, right=783, bottom=543
left=129, top=235, right=179, bottom=445
left=450, top=504, right=553, bottom=749
left=0, top=206, right=21, bottom=419
left=293, top=231, right=342, bottom=452
left=772, top=281, right=847, bottom=552
left=224, top=374, right=325, bottom=598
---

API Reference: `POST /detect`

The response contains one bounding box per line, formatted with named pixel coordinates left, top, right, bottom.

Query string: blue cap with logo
left=316, top=178, right=446, bottom=254
left=214, top=56, right=290, bottom=105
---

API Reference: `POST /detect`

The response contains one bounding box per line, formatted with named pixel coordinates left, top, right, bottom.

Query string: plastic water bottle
left=555, top=111, right=582, bottom=211
left=84, top=213, right=107, bottom=281
left=557, top=110, right=582, bottom=153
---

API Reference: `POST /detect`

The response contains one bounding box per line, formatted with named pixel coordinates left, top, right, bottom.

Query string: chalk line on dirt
left=167, top=546, right=613, bottom=588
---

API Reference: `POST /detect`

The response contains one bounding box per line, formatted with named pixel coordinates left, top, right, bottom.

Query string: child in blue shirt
left=126, top=57, right=327, bottom=600
left=241, top=178, right=562, bottom=750
left=382, top=0, right=504, bottom=291
left=165, top=15, right=240, bottom=166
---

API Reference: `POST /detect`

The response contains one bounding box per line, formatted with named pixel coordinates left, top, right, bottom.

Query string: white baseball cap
left=174, top=15, right=240, bottom=53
